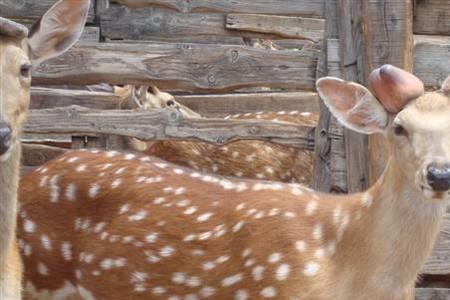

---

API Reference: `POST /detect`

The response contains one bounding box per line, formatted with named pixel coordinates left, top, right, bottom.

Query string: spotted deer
left=18, top=65, right=450, bottom=300
left=0, top=0, right=90, bottom=299
left=112, top=84, right=318, bottom=184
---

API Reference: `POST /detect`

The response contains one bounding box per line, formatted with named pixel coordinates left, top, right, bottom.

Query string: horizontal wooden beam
left=30, top=87, right=320, bottom=117
left=32, top=42, right=320, bottom=92
left=414, top=35, right=450, bottom=88
left=226, top=14, right=325, bottom=42
left=24, top=106, right=317, bottom=149
left=415, top=288, right=450, bottom=300
left=413, top=0, right=450, bottom=35
left=113, top=0, right=325, bottom=16
left=0, top=0, right=95, bottom=23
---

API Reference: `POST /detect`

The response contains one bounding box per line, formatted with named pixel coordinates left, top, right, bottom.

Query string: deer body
left=112, top=85, right=317, bottom=184
left=0, top=1, right=90, bottom=298
left=18, top=149, right=443, bottom=300
left=19, top=66, right=450, bottom=300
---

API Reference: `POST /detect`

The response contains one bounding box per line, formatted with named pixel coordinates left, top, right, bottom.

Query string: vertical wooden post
left=362, top=0, right=414, bottom=183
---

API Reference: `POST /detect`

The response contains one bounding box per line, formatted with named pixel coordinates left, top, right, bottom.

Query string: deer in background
left=18, top=65, right=450, bottom=300
left=0, top=0, right=90, bottom=299
left=111, top=84, right=318, bottom=185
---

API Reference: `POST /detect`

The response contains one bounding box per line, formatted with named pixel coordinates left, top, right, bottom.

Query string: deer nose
left=426, top=163, right=450, bottom=192
left=0, top=122, right=12, bottom=156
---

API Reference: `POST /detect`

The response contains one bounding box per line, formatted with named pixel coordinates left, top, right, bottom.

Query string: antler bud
left=368, top=64, right=424, bottom=113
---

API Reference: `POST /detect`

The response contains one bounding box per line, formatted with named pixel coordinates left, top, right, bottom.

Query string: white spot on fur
left=260, top=286, right=277, bottom=298
left=304, top=262, right=320, bottom=277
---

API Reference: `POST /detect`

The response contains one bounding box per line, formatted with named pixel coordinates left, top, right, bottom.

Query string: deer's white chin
left=421, top=185, right=450, bottom=201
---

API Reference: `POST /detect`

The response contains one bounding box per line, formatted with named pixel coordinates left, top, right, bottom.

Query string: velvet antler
left=368, top=64, right=424, bottom=113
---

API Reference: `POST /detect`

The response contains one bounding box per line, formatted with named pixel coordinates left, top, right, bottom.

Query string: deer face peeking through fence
left=110, top=84, right=318, bottom=185
left=0, top=0, right=90, bottom=299
left=17, top=65, right=450, bottom=300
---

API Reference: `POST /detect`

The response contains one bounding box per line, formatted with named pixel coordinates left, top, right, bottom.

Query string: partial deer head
left=0, top=0, right=90, bottom=299
left=0, top=0, right=90, bottom=162
left=318, top=64, right=450, bottom=200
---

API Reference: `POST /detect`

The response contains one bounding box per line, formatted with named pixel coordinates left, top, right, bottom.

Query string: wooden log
left=30, top=87, right=320, bottom=117
left=32, top=42, right=320, bottom=92
left=414, top=35, right=450, bottom=88
left=113, top=0, right=325, bottom=16
left=0, top=0, right=95, bottom=23
left=101, top=5, right=307, bottom=43
left=30, top=88, right=121, bottom=110
left=415, top=288, right=450, bottom=300
left=362, top=0, right=414, bottom=185
left=226, top=14, right=325, bottom=42
left=24, top=106, right=317, bottom=150
left=311, top=0, right=339, bottom=192
left=21, top=144, right=67, bottom=167
left=413, top=0, right=450, bottom=35
left=422, top=212, right=450, bottom=274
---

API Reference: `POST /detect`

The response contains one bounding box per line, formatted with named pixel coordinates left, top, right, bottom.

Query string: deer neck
left=0, top=143, right=20, bottom=266
left=335, top=157, right=446, bottom=296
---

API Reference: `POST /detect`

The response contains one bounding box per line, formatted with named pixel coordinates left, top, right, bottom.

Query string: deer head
left=0, top=0, right=90, bottom=162
left=318, top=64, right=450, bottom=200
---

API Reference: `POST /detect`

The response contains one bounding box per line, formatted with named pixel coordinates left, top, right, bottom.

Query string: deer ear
left=316, top=77, right=389, bottom=134
left=441, top=76, right=450, bottom=95
left=28, top=0, right=90, bottom=67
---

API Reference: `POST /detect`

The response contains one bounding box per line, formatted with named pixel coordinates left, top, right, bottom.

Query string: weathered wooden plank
left=113, top=0, right=325, bottom=16
left=32, top=42, right=319, bottom=92
left=414, top=35, right=450, bottom=88
left=21, top=144, right=67, bottom=167
left=30, top=88, right=320, bottom=117
left=226, top=14, right=325, bottom=42
left=30, top=88, right=120, bottom=110
left=173, top=92, right=320, bottom=117
left=413, top=0, right=450, bottom=35
left=362, top=0, right=414, bottom=186
left=311, top=0, right=338, bottom=192
left=24, top=106, right=317, bottom=149
left=415, top=288, right=450, bottom=300
left=0, top=0, right=95, bottom=23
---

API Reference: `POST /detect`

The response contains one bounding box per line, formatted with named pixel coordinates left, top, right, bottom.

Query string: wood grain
left=414, top=35, right=450, bottom=88
left=24, top=106, right=317, bottom=150
left=226, top=14, right=325, bottom=42
left=415, top=288, right=450, bottom=300
left=21, top=144, right=67, bottom=167
left=362, top=0, right=414, bottom=185
left=0, top=0, right=95, bottom=23
left=32, top=42, right=320, bottom=92
left=113, top=0, right=325, bottom=16
left=413, top=0, right=450, bottom=35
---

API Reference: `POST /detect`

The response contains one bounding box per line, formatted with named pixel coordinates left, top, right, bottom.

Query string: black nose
left=427, top=163, right=450, bottom=191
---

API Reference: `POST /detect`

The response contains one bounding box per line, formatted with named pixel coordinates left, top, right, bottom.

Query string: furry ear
left=441, top=76, right=450, bottom=95
left=28, top=0, right=90, bottom=66
left=316, top=77, right=389, bottom=134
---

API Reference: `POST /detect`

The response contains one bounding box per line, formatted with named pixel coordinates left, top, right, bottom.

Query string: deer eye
left=20, top=63, right=32, bottom=77
left=393, top=124, right=408, bottom=137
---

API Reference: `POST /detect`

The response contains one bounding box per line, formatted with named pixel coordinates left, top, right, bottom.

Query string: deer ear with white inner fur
left=28, top=0, right=90, bottom=67
left=316, top=77, right=389, bottom=134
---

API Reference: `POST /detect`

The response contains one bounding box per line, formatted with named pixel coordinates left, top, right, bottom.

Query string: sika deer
left=18, top=65, right=447, bottom=300
left=113, top=84, right=318, bottom=184
left=0, top=0, right=90, bottom=299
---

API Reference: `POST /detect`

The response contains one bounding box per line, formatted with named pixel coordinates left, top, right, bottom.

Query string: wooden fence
left=3, top=0, right=450, bottom=298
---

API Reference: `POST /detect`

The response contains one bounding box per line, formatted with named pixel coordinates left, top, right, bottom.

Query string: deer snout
left=426, top=162, right=450, bottom=192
